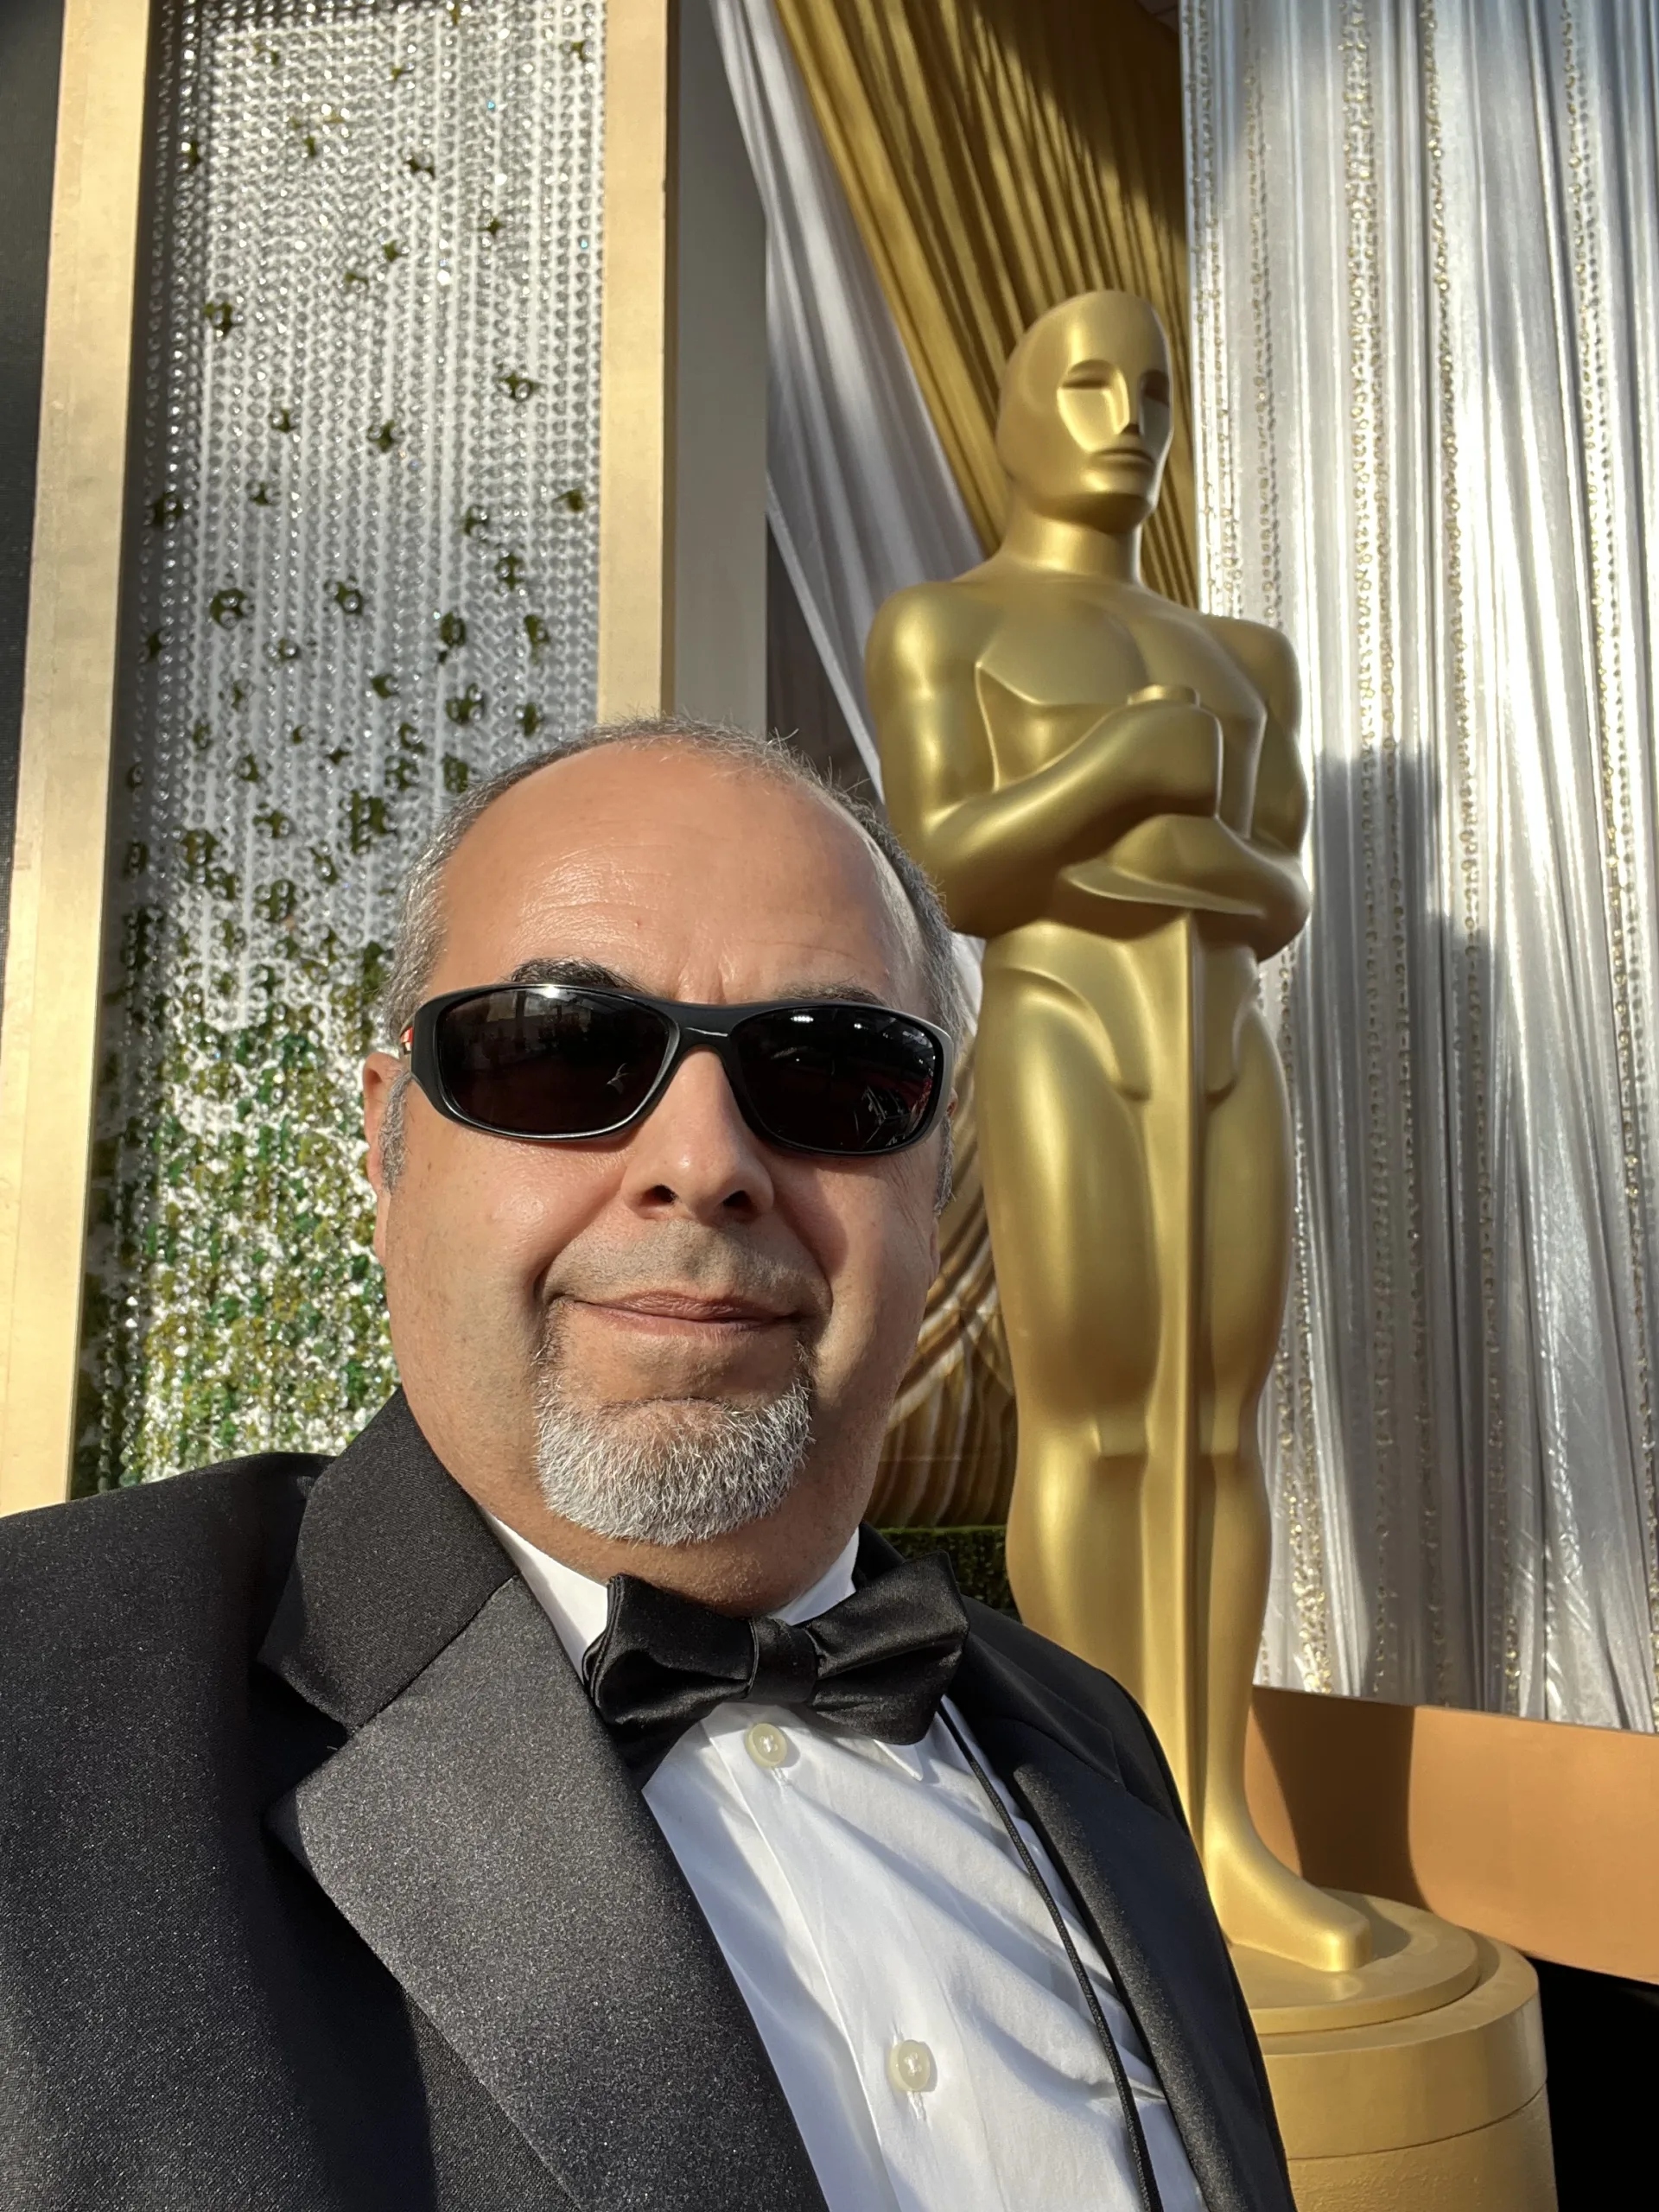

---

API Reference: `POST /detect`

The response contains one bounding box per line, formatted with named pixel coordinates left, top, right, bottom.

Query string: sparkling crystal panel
left=80, top=0, right=604, bottom=1490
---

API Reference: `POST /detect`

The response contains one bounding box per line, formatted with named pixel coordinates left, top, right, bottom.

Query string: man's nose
left=617, top=1047, right=777, bottom=1224
left=1108, top=366, right=1139, bottom=438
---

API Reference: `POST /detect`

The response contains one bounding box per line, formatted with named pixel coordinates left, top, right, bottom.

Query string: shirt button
left=745, top=1721, right=790, bottom=1769
left=887, top=2039, right=937, bottom=2094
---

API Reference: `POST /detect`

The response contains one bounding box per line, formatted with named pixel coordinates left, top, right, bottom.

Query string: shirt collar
left=484, top=1512, right=862, bottom=1677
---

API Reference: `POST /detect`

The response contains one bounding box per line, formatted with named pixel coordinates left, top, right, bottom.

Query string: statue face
left=995, top=293, right=1173, bottom=532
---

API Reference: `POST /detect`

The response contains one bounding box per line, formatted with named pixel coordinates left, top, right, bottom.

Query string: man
left=0, top=720, right=1293, bottom=2211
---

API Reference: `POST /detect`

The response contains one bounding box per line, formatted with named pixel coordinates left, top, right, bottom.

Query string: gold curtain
left=868, top=1039, right=1018, bottom=1526
left=772, top=0, right=1195, bottom=602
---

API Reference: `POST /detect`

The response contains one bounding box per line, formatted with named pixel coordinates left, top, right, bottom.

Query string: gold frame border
left=0, top=0, right=153, bottom=1514
left=596, top=0, right=675, bottom=720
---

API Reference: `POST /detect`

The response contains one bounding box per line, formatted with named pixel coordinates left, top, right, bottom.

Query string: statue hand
left=1084, top=683, right=1224, bottom=823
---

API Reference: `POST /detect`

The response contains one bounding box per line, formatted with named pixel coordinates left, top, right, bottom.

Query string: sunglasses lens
left=734, top=1006, right=943, bottom=1154
left=434, top=990, right=671, bottom=1135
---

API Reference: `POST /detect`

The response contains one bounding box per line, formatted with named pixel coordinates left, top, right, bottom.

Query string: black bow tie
left=582, top=1543, right=969, bottom=1782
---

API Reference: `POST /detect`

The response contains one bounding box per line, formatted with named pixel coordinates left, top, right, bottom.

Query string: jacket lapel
left=258, top=1395, right=825, bottom=2212
left=950, top=1613, right=1295, bottom=2212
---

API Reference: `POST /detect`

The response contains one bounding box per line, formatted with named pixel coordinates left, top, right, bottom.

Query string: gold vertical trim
left=596, top=0, right=675, bottom=721
left=0, top=0, right=152, bottom=1515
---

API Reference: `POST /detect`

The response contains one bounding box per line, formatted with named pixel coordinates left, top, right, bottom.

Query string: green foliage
left=209, top=587, right=251, bottom=627
left=344, top=790, right=393, bottom=853
left=76, top=921, right=398, bottom=1495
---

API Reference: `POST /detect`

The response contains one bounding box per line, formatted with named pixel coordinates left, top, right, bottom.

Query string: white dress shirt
left=487, top=1517, right=1205, bottom=2212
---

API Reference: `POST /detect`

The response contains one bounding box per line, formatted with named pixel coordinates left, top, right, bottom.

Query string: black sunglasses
left=403, top=984, right=954, bottom=1158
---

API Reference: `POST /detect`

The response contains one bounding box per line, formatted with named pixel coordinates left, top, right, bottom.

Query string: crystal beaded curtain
left=1185, top=0, right=1659, bottom=1727
left=79, top=0, right=603, bottom=1491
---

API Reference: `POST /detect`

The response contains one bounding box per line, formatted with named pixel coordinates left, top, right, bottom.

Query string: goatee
left=531, top=1313, right=815, bottom=1547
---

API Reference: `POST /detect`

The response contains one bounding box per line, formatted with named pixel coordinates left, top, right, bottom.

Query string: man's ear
left=362, top=1052, right=402, bottom=1259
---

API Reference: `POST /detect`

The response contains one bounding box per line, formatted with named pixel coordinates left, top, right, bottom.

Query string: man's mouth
left=571, top=1292, right=795, bottom=1332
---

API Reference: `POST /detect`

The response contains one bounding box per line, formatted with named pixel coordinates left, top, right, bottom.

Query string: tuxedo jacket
left=0, top=1393, right=1294, bottom=2211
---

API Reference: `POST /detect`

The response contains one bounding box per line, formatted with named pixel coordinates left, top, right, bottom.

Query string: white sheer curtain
left=708, top=0, right=982, bottom=785
left=1185, top=0, right=1659, bottom=1727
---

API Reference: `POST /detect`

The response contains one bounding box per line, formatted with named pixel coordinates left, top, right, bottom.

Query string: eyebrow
left=506, top=957, right=636, bottom=991
left=502, top=957, right=893, bottom=1008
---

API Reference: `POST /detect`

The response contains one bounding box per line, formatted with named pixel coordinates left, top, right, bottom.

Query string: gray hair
left=377, top=715, right=966, bottom=1194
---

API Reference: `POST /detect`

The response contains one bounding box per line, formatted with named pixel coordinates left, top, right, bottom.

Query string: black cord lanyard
left=939, top=1707, right=1167, bottom=2212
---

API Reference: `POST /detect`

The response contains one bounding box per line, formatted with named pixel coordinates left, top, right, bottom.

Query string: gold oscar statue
left=868, top=286, right=1361, bottom=1974
left=869, top=293, right=1556, bottom=2208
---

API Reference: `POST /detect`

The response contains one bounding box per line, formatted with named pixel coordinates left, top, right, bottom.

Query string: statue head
left=995, top=291, right=1173, bottom=534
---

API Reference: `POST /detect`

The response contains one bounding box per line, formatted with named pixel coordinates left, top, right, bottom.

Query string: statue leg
left=976, top=969, right=1159, bottom=1694
left=1198, top=1007, right=1370, bottom=1970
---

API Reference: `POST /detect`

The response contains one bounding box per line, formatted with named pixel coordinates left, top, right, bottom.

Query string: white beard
left=531, top=1344, right=815, bottom=1547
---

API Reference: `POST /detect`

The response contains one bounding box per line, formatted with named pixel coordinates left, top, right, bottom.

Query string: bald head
left=383, top=721, right=962, bottom=1053
left=429, top=741, right=931, bottom=1015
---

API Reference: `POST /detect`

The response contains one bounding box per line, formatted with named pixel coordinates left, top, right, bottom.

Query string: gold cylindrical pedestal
left=1236, top=1894, right=1558, bottom=2210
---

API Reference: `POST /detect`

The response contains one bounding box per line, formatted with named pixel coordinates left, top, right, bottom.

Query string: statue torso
left=921, top=569, right=1289, bottom=1096
left=963, top=571, right=1269, bottom=837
